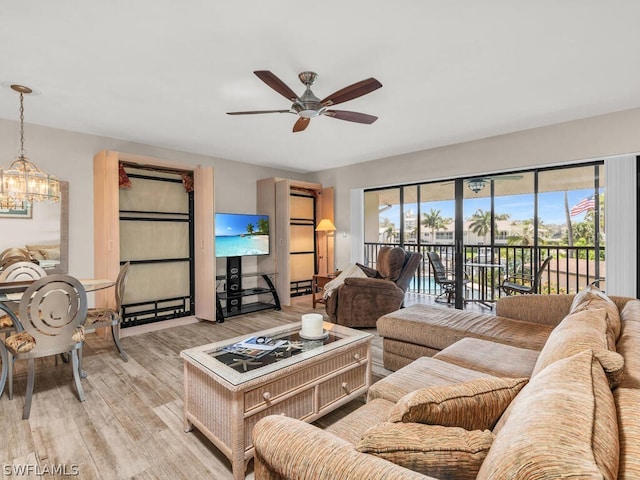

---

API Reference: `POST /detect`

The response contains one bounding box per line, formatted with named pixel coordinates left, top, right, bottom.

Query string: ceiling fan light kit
left=227, top=70, right=382, bottom=132
left=467, top=178, right=487, bottom=194
left=466, top=174, right=524, bottom=194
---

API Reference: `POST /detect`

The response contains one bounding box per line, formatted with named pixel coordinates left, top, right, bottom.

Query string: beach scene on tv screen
left=215, top=213, right=269, bottom=257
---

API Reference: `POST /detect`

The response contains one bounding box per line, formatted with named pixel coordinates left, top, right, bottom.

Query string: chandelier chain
left=18, top=92, right=25, bottom=156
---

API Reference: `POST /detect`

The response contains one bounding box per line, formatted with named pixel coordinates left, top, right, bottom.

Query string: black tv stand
left=215, top=257, right=280, bottom=322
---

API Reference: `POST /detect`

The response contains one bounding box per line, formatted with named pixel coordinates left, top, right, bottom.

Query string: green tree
left=421, top=209, right=450, bottom=242
left=245, top=223, right=255, bottom=234
left=507, top=218, right=548, bottom=246
left=380, top=217, right=396, bottom=242
left=384, top=226, right=395, bottom=242
left=257, top=217, right=269, bottom=234
left=468, top=209, right=509, bottom=243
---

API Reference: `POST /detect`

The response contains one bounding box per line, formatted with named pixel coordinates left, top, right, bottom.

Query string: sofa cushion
left=326, top=398, right=395, bottom=446
left=356, top=423, right=493, bottom=480
left=617, top=300, right=640, bottom=389
left=387, top=377, right=527, bottom=431
left=571, top=285, right=621, bottom=350
left=368, top=356, right=494, bottom=403
left=614, top=388, right=640, bottom=479
left=434, top=338, right=539, bottom=378
left=478, top=350, right=619, bottom=480
left=531, top=308, right=624, bottom=388
left=377, top=304, right=554, bottom=353
left=377, top=247, right=406, bottom=281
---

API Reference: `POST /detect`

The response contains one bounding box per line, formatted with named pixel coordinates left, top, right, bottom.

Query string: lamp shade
left=315, top=218, right=336, bottom=232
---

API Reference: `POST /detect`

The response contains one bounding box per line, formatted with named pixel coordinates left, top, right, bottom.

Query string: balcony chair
left=325, top=246, right=421, bottom=328
left=3, top=274, right=87, bottom=419
left=500, top=255, right=553, bottom=296
left=82, top=262, right=130, bottom=362
left=426, top=251, right=469, bottom=304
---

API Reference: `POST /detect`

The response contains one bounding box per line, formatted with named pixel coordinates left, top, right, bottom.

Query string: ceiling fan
left=466, top=175, right=524, bottom=193
left=227, top=71, right=382, bottom=132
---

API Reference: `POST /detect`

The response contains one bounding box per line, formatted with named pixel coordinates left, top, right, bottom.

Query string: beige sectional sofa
left=252, top=291, right=640, bottom=479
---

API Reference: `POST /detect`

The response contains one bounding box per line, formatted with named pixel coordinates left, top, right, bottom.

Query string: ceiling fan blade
left=321, top=78, right=382, bottom=107
left=293, top=117, right=310, bottom=133
left=324, top=110, right=378, bottom=124
left=227, top=110, right=292, bottom=115
left=254, top=71, right=299, bottom=102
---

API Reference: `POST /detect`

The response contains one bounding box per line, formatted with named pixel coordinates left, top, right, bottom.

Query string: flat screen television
left=215, top=213, right=270, bottom=257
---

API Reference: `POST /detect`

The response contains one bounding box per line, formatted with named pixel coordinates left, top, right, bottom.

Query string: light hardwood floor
left=0, top=294, right=410, bottom=480
left=1, top=293, right=482, bottom=479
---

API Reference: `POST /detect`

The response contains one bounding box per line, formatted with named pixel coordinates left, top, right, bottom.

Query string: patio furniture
left=500, top=256, right=553, bottom=295
left=427, top=251, right=469, bottom=304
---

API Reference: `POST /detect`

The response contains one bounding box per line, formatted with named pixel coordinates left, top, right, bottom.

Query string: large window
left=364, top=162, right=605, bottom=298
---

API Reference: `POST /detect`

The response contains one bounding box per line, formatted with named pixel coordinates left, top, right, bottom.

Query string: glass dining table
left=0, top=277, right=114, bottom=399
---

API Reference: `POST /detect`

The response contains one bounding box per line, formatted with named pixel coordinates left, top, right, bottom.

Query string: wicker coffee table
left=181, top=321, right=372, bottom=480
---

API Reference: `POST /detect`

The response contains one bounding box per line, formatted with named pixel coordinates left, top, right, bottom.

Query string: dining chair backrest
left=115, top=262, right=131, bottom=313
left=0, top=261, right=47, bottom=282
left=18, top=274, right=87, bottom=354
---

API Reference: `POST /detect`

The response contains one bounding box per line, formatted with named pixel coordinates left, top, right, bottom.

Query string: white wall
left=0, top=118, right=307, bottom=280
left=2, top=105, right=640, bottom=296
left=308, top=107, right=640, bottom=295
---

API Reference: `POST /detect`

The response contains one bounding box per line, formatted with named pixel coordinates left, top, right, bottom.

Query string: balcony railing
left=364, top=242, right=604, bottom=303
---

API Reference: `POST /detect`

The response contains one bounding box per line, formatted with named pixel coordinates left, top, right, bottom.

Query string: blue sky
left=215, top=213, right=268, bottom=236
left=381, top=189, right=597, bottom=226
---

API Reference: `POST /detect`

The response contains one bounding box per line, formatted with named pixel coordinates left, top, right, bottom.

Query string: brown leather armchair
left=325, top=247, right=422, bottom=328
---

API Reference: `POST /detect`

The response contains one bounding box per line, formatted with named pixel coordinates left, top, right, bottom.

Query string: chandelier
left=0, top=85, right=60, bottom=209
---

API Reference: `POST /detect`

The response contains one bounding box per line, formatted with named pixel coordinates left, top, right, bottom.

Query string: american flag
left=570, top=194, right=595, bottom=217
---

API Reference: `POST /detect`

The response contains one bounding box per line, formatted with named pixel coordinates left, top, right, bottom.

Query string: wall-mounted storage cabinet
left=257, top=177, right=334, bottom=307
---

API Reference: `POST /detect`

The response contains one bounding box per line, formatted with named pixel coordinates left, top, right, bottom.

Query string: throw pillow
left=571, top=285, right=621, bottom=350
left=356, top=422, right=494, bottom=480
left=355, top=262, right=380, bottom=278
left=377, top=247, right=406, bottom=281
left=531, top=308, right=624, bottom=388
left=39, top=247, right=61, bottom=260
left=478, top=350, right=619, bottom=480
left=387, top=377, right=528, bottom=431
left=25, top=246, right=45, bottom=260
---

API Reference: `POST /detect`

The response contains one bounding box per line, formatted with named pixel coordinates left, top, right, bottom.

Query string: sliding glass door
left=363, top=161, right=605, bottom=309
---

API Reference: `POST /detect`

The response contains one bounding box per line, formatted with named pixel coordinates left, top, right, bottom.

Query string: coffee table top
left=181, top=321, right=371, bottom=386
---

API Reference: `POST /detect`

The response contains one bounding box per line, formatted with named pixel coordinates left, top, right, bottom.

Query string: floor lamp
left=315, top=218, right=336, bottom=275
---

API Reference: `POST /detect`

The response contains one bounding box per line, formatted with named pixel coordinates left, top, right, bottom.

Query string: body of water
left=216, top=235, right=269, bottom=257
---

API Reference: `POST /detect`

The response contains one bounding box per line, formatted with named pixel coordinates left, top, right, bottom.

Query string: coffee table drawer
left=318, top=364, right=368, bottom=410
left=244, top=345, right=369, bottom=412
left=244, top=389, right=315, bottom=448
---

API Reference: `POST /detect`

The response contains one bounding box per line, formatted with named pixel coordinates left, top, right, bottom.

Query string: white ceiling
left=2, top=1, right=640, bottom=173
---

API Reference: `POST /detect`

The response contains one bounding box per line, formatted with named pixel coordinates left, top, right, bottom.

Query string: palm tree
left=245, top=223, right=255, bottom=234
left=384, top=226, right=395, bottom=242
left=468, top=209, right=509, bottom=243
left=421, top=209, right=450, bottom=242
left=257, top=217, right=269, bottom=235
left=507, top=218, right=548, bottom=246
left=469, top=209, right=491, bottom=242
